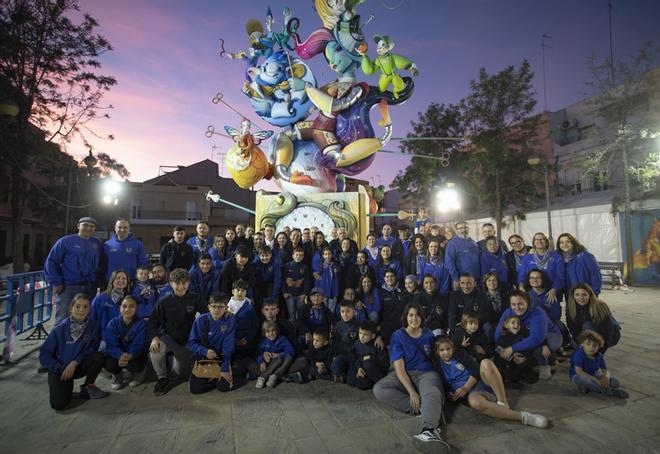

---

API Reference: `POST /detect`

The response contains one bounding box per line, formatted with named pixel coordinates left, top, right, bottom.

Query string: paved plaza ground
left=1, top=287, right=659, bottom=454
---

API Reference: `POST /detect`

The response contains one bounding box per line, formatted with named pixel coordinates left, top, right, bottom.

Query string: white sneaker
left=521, top=411, right=548, bottom=429
left=111, top=374, right=124, bottom=390
left=266, top=374, right=279, bottom=388
left=538, top=365, right=552, bottom=380
left=414, top=427, right=443, bottom=442
left=128, top=369, right=145, bottom=387
left=256, top=377, right=266, bottom=389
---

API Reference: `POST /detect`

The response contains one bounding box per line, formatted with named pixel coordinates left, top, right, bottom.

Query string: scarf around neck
left=69, top=317, right=88, bottom=341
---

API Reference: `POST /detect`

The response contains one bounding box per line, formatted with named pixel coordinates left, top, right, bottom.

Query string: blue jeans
left=286, top=295, right=305, bottom=322
left=55, top=283, right=97, bottom=323
left=572, top=374, right=621, bottom=395
left=533, top=330, right=563, bottom=366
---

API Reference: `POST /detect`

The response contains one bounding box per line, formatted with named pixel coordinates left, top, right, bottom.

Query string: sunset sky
left=70, top=0, right=660, bottom=190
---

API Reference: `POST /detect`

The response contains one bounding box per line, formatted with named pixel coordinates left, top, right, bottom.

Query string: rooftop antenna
left=541, top=34, right=552, bottom=112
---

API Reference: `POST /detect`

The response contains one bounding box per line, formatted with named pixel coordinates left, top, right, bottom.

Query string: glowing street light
left=436, top=184, right=461, bottom=213
left=102, top=178, right=122, bottom=205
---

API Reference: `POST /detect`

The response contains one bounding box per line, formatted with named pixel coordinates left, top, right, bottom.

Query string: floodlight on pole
left=436, top=185, right=461, bottom=213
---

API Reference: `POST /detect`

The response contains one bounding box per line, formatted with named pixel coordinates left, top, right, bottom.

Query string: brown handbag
left=192, top=359, right=222, bottom=379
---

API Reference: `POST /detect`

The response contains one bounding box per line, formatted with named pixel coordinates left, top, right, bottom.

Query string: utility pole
left=541, top=34, right=552, bottom=112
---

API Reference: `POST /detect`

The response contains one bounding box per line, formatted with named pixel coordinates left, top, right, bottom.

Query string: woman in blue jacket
left=39, top=294, right=108, bottom=410
left=420, top=240, right=451, bottom=296
left=495, top=290, right=558, bottom=380
left=91, top=269, right=131, bottom=338
left=188, top=293, right=236, bottom=393
left=480, top=236, right=510, bottom=290
left=557, top=233, right=602, bottom=297
left=103, top=296, right=147, bottom=390
left=517, top=233, right=565, bottom=304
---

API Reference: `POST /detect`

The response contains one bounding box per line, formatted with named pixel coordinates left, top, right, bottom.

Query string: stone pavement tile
left=460, top=429, right=537, bottom=454
left=345, top=422, right=415, bottom=454
left=324, top=399, right=390, bottom=429
left=119, top=404, right=182, bottom=435
left=56, top=406, right=128, bottom=443
left=319, top=432, right=361, bottom=453
left=231, top=394, right=282, bottom=421
left=175, top=423, right=235, bottom=453
left=277, top=396, right=319, bottom=440
left=238, top=438, right=299, bottom=454
left=443, top=403, right=514, bottom=442
left=234, top=411, right=294, bottom=451
left=298, top=393, right=344, bottom=436
left=1, top=404, right=75, bottom=453
left=637, top=435, right=660, bottom=453
left=591, top=396, right=660, bottom=439
left=110, top=429, right=179, bottom=454
left=51, top=436, right=117, bottom=454
left=295, top=436, right=330, bottom=454
left=619, top=368, right=660, bottom=396
left=179, top=396, right=232, bottom=428
left=555, top=412, right=642, bottom=451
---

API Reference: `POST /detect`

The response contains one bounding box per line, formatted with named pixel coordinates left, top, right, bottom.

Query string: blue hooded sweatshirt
left=189, top=267, right=221, bottom=302
left=187, top=236, right=214, bottom=262
left=419, top=256, right=452, bottom=295
left=104, top=315, right=147, bottom=359
left=90, top=293, right=122, bottom=335
left=45, top=234, right=102, bottom=287
left=495, top=303, right=549, bottom=353
left=103, top=233, right=148, bottom=281
left=256, top=335, right=295, bottom=363
left=564, top=251, right=602, bottom=295
left=480, top=249, right=509, bottom=288
left=188, top=312, right=236, bottom=371
left=518, top=251, right=565, bottom=291
left=444, top=236, right=481, bottom=282
left=39, top=317, right=101, bottom=373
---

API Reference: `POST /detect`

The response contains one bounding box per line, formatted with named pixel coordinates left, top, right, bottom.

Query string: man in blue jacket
left=45, top=217, right=103, bottom=323
left=186, top=221, right=214, bottom=262
left=103, top=219, right=148, bottom=283
left=445, top=221, right=481, bottom=291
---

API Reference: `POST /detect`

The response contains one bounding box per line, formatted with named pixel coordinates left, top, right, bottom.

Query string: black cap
left=78, top=216, right=97, bottom=225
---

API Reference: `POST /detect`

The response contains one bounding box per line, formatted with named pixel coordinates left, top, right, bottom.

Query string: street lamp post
left=528, top=157, right=553, bottom=243
left=64, top=149, right=98, bottom=235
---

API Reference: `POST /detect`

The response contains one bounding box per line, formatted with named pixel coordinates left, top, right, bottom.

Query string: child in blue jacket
left=131, top=266, right=157, bottom=319
left=39, top=294, right=109, bottom=410
left=434, top=336, right=548, bottom=428
left=103, top=296, right=147, bottom=390
left=188, top=293, right=236, bottom=394
left=189, top=253, right=221, bottom=303
left=314, top=247, right=340, bottom=313
left=253, top=246, right=282, bottom=310
left=253, top=320, right=295, bottom=389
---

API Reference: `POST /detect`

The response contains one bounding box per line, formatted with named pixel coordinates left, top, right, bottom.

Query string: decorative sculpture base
left=255, top=188, right=370, bottom=248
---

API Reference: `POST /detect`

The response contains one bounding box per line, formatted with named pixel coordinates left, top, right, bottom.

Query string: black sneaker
left=153, top=377, right=169, bottom=396
left=284, top=372, right=305, bottom=384
left=79, top=384, right=110, bottom=400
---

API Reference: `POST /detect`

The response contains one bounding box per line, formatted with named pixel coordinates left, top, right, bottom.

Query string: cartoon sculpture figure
left=211, top=0, right=418, bottom=195
left=358, top=35, right=418, bottom=99
left=242, top=51, right=316, bottom=127
left=223, top=120, right=274, bottom=189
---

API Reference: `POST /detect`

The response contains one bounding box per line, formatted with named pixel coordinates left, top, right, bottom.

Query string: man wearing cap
left=103, top=218, right=148, bottom=283
left=45, top=217, right=103, bottom=323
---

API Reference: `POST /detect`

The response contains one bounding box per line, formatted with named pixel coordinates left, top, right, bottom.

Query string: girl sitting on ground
left=434, top=336, right=548, bottom=428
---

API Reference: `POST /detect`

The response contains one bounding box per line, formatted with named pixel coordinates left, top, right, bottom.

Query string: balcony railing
left=131, top=210, right=202, bottom=221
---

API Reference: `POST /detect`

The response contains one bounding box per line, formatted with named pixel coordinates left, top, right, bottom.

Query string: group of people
left=39, top=213, right=627, bottom=447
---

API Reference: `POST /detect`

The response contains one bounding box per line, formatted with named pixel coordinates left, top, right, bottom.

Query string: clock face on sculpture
left=275, top=206, right=335, bottom=238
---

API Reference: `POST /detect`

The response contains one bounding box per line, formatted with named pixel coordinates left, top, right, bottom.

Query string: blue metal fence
left=1, top=271, right=53, bottom=360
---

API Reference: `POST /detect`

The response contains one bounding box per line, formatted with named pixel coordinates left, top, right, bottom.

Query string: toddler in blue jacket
left=253, top=321, right=296, bottom=389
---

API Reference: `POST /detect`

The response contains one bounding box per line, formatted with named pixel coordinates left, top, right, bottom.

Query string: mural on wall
left=622, top=210, right=660, bottom=286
